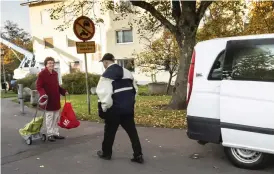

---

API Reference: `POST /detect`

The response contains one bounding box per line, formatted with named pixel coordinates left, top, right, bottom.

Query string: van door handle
left=215, top=85, right=221, bottom=92
left=196, top=73, right=203, bottom=77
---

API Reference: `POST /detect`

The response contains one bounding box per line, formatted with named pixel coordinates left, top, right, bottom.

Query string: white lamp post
left=1, top=48, right=6, bottom=83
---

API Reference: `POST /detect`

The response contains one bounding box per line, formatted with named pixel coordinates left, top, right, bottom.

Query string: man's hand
left=65, top=91, right=69, bottom=95
left=102, top=105, right=107, bottom=112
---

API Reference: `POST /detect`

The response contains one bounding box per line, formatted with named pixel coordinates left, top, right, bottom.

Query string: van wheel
left=224, top=147, right=269, bottom=169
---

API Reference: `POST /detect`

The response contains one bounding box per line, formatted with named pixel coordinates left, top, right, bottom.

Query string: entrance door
left=220, top=38, right=274, bottom=154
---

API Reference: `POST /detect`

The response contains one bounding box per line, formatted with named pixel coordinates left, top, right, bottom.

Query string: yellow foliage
left=197, top=1, right=274, bottom=41
left=244, top=1, right=274, bottom=34
left=197, top=1, right=246, bottom=41
left=134, top=31, right=179, bottom=76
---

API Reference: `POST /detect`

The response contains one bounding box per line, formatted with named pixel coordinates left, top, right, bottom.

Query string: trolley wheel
left=26, top=137, right=32, bottom=145
left=41, top=134, right=47, bottom=142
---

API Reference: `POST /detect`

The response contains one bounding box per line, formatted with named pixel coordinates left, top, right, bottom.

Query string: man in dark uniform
left=96, top=53, right=144, bottom=163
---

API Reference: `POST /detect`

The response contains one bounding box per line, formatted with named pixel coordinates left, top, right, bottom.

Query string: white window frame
left=40, top=11, right=43, bottom=24
left=66, top=35, right=76, bottom=47
left=44, top=37, right=54, bottom=49
left=116, top=29, right=133, bottom=44
left=116, top=58, right=135, bottom=72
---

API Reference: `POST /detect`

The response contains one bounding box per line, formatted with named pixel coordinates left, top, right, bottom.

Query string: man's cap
left=100, top=53, right=115, bottom=62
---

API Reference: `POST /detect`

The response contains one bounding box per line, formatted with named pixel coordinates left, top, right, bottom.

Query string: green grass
left=60, top=95, right=186, bottom=129
left=10, top=88, right=186, bottom=128
left=1, top=91, right=17, bottom=98
left=137, top=85, right=149, bottom=94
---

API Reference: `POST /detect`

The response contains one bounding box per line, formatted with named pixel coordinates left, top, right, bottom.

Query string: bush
left=61, top=72, right=100, bottom=94
left=12, top=74, right=37, bottom=93
left=137, top=85, right=149, bottom=96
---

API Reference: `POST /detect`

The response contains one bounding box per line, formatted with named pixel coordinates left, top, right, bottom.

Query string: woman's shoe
left=53, top=135, right=65, bottom=139
left=48, top=136, right=56, bottom=142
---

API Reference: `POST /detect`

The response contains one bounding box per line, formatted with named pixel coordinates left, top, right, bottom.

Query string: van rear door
left=220, top=38, right=274, bottom=153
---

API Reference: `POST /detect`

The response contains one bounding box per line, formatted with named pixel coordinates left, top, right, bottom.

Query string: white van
left=186, top=34, right=274, bottom=169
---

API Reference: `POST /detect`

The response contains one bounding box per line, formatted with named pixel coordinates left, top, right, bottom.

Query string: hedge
left=12, top=74, right=37, bottom=93
left=61, top=72, right=100, bottom=94
left=12, top=72, right=100, bottom=95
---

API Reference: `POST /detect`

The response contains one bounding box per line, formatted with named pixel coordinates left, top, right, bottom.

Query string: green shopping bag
left=19, top=116, right=44, bottom=138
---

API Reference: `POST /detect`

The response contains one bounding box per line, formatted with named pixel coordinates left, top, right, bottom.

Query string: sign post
left=83, top=48, right=90, bottom=114
left=73, top=16, right=96, bottom=115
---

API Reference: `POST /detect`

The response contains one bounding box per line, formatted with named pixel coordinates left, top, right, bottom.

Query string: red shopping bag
left=58, top=99, right=80, bottom=129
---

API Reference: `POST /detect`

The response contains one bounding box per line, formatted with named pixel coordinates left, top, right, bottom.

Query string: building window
left=120, top=0, right=131, bottom=9
left=116, top=29, right=133, bottom=43
left=67, top=37, right=76, bottom=47
left=23, top=59, right=31, bottom=68
left=64, top=8, right=73, bottom=23
left=70, top=61, right=80, bottom=73
left=117, top=59, right=135, bottom=71
left=113, top=0, right=132, bottom=14
left=40, top=10, right=51, bottom=25
left=44, top=38, right=54, bottom=49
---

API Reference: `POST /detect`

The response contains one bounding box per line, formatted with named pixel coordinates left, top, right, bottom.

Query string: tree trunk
left=166, top=72, right=173, bottom=95
left=168, top=33, right=196, bottom=110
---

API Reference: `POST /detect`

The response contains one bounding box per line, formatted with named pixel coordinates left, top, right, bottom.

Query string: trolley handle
left=33, top=95, right=48, bottom=122
left=38, top=95, right=48, bottom=106
left=64, top=94, right=70, bottom=103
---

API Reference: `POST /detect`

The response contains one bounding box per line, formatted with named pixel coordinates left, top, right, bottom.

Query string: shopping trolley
left=19, top=95, right=48, bottom=145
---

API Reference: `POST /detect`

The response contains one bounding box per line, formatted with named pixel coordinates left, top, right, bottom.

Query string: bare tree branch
left=172, top=1, right=181, bottom=23
left=196, top=1, right=213, bottom=24
left=130, top=0, right=177, bottom=33
left=139, top=23, right=163, bottom=42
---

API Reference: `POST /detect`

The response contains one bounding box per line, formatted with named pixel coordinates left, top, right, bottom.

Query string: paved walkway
left=1, top=98, right=274, bottom=174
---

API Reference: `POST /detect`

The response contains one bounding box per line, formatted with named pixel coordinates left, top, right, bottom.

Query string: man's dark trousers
left=102, top=113, right=142, bottom=157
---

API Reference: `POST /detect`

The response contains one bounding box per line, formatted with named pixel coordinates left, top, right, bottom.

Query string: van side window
left=31, top=58, right=36, bottom=67
left=24, top=59, right=31, bottom=68
left=226, top=44, right=274, bottom=82
left=208, top=51, right=225, bottom=80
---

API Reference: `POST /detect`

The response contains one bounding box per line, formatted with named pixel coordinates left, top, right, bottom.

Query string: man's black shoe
left=97, top=150, right=111, bottom=160
left=53, top=135, right=65, bottom=139
left=131, top=155, right=144, bottom=164
left=48, top=136, right=56, bottom=142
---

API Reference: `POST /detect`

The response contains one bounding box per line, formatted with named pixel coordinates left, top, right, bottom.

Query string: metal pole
left=2, top=59, right=6, bottom=82
left=1, top=52, right=6, bottom=93
left=84, top=51, right=91, bottom=115
left=18, top=84, right=24, bottom=114
left=81, top=6, right=90, bottom=114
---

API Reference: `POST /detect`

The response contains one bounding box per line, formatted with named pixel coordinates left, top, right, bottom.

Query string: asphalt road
left=1, top=98, right=274, bottom=174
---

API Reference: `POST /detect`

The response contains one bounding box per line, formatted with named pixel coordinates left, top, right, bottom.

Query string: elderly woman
left=36, top=57, right=68, bottom=142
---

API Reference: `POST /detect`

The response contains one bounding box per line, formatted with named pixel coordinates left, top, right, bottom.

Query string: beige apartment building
left=21, top=0, right=172, bottom=84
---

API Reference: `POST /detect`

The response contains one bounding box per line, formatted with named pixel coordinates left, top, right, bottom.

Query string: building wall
left=28, top=1, right=172, bottom=85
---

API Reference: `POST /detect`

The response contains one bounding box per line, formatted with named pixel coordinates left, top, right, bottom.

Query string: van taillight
left=186, top=50, right=195, bottom=106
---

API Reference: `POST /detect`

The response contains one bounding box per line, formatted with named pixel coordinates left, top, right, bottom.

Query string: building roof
left=20, top=0, right=61, bottom=7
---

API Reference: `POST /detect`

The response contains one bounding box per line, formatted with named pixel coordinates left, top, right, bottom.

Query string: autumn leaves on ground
left=11, top=85, right=186, bottom=129
left=64, top=95, right=186, bottom=129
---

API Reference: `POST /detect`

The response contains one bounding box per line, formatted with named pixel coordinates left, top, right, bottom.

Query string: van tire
left=224, top=147, right=269, bottom=170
